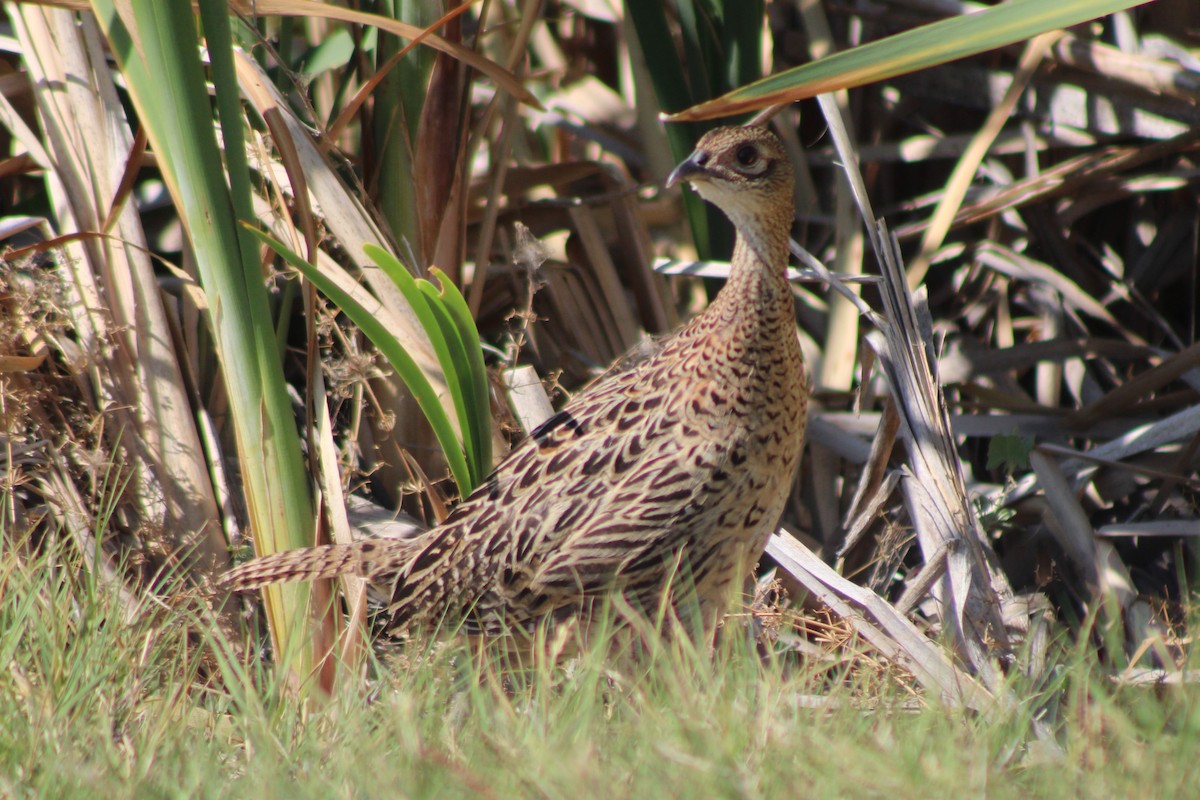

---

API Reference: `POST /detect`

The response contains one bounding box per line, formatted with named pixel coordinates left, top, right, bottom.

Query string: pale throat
left=720, top=202, right=795, bottom=317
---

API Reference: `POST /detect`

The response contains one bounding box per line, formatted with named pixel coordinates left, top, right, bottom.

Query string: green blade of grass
left=416, top=281, right=480, bottom=487
left=427, top=267, right=492, bottom=478
left=363, top=243, right=479, bottom=492
left=674, top=0, right=714, bottom=104
left=720, top=0, right=765, bottom=92
left=626, top=1, right=714, bottom=257
left=667, top=0, right=1155, bottom=120
left=253, top=231, right=473, bottom=495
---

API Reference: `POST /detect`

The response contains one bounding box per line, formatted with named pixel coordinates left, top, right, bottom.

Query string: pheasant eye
left=735, top=144, right=758, bottom=166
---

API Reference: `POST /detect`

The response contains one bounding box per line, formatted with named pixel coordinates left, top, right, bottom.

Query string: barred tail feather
left=223, top=539, right=412, bottom=591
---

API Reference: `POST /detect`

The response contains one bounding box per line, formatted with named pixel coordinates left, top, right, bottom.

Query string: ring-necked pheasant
left=226, top=125, right=808, bottom=641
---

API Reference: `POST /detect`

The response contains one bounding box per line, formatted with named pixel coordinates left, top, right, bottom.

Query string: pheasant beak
left=666, top=152, right=711, bottom=189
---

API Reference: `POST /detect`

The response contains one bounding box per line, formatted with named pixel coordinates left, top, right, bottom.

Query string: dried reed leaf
left=766, top=529, right=994, bottom=711
left=11, top=7, right=229, bottom=584
left=503, top=365, right=556, bottom=435
left=820, top=93, right=1019, bottom=683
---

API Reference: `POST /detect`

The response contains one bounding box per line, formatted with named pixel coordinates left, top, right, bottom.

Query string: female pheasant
left=226, top=125, right=808, bottom=641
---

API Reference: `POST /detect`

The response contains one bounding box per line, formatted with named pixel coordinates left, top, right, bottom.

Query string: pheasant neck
left=705, top=213, right=795, bottom=335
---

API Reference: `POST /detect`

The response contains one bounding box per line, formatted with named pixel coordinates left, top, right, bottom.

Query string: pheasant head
left=667, top=125, right=794, bottom=261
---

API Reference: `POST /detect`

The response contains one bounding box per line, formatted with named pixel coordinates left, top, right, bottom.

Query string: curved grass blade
left=363, top=243, right=481, bottom=490
left=666, top=0, right=1154, bottom=121
left=250, top=229, right=473, bottom=494
left=428, top=267, right=492, bottom=477
left=416, top=282, right=480, bottom=486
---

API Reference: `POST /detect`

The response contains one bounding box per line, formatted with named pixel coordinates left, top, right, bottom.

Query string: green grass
left=2, top=541, right=1198, bottom=798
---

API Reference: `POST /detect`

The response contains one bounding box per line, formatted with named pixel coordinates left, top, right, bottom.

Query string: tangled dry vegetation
left=1, top=0, right=1198, bottom=715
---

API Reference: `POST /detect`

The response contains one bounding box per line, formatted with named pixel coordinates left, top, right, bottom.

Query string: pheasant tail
left=222, top=539, right=414, bottom=591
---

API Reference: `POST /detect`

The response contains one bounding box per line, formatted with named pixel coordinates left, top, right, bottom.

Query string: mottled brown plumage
left=225, top=126, right=808, bottom=640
